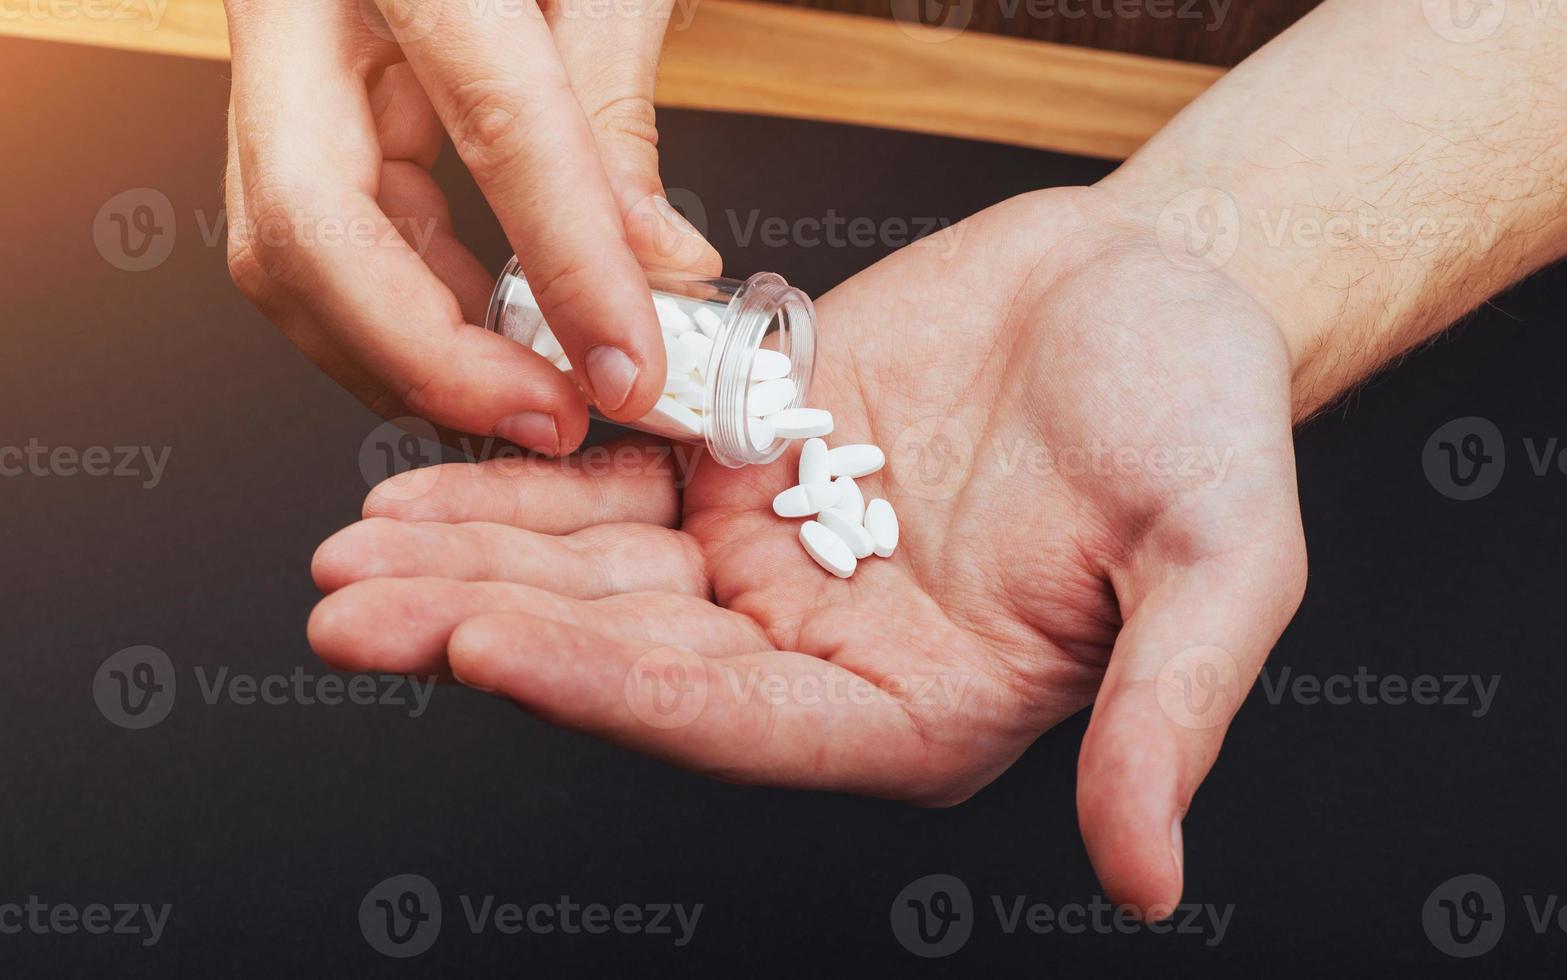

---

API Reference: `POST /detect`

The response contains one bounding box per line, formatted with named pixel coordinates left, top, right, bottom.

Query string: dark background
left=4, top=37, right=1566, bottom=976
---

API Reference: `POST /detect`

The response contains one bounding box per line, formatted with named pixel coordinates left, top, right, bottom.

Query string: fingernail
left=1170, top=816, right=1185, bottom=880
left=585, top=345, right=639, bottom=412
left=492, top=411, right=559, bottom=455
left=653, top=194, right=701, bottom=239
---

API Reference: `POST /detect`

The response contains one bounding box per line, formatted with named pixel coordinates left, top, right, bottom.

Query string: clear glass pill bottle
left=485, top=256, right=817, bottom=467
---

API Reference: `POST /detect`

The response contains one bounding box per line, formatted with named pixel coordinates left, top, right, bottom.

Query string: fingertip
left=449, top=614, right=619, bottom=720
left=363, top=469, right=440, bottom=520
left=310, top=527, right=356, bottom=594
left=448, top=612, right=545, bottom=697
left=622, top=190, right=723, bottom=278
left=447, top=613, right=504, bottom=679
left=312, top=518, right=404, bottom=593
left=306, top=589, right=361, bottom=673
left=1077, top=698, right=1187, bottom=917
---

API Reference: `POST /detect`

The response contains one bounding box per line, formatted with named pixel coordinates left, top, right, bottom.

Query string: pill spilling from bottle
left=484, top=259, right=895, bottom=576
left=771, top=437, right=898, bottom=578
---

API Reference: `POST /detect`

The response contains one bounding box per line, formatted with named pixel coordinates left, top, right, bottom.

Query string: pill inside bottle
left=485, top=257, right=817, bottom=468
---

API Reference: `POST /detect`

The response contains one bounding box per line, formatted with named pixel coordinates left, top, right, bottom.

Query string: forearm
left=1102, top=0, right=1567, bottom=418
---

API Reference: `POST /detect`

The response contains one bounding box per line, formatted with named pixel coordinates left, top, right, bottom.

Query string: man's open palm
left=309, top=187, right=1307, bottom=913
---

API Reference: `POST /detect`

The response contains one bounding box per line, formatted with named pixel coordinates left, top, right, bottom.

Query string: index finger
left=377, top=0, right=668, bottom=422
left=226, top=2, right=591, bottom=450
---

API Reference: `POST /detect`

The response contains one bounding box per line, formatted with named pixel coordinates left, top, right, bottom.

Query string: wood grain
left=0, top=0, right=1224, bottom=159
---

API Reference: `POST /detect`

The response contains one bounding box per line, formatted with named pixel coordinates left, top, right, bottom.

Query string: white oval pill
left=664, top=372, right=702, bottom=396
left=655, top=297, right=693, bottom=334
left=644, top=395, right=703, bottom=437
left=833, top=475, right=864, bottom=524
left=770, top=482, right=840, bottom=518
left=750, top=349, right=791, bottom=381
left=827, top=444, right=884, bottom=478
left=818, top=508, right=874, bottom=560
left=673, top=387, right=707, bottom=410
left=765, top=408, right=833, bottom=438
left=864, top=498, right=899, bottom=557
left=693, top=306, right=723, bottom=338
left=749, top=416, right=775, bottom=451
left=746, top=378, right=797, bottom=417
left=808, top=480, right=843, bottom=512
left=771, top=485, right=813, bottom=518
left=798, top=438, right=829, bottom=485
left=664, top=337, right=698, bottom=377
left=678, top=331, right=714, bottom=376
left=800, top=520, right=857, bottom=578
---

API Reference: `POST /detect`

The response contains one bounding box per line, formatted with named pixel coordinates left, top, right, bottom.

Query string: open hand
left=308, top=186, right=1307, bottom=914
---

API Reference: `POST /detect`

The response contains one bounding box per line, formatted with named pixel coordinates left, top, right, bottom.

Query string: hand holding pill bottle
left=487, top=257, right=820, bottom=468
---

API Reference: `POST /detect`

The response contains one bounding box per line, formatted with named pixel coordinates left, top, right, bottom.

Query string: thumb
left=1076, top=529, right=1306, bottom=918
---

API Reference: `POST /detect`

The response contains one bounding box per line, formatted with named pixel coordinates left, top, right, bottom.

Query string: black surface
left=4, top=37, right=1567, bottom=977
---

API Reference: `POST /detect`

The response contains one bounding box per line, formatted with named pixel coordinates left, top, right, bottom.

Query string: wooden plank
left=0, top=0, right=1222, bottom=159
left=0, top=0, right=230, bottom=60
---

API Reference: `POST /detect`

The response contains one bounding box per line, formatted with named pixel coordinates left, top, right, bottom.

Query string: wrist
left=1091, top=170, right=1341, bottom=417
left=1097, top=152, right=1560, bottom=419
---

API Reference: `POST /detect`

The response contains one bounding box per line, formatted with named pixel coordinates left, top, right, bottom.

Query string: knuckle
left=242, top=175, right=315, bottom=290
left=527, top=259, right=598, bottom=323
left=446, top=76, right=526, bottom=177
left=590, top=94, right=659, bottom=150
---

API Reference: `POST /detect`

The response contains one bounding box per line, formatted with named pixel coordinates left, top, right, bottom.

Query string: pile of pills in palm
left=771, top=431, right=900, bottom=578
